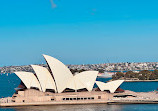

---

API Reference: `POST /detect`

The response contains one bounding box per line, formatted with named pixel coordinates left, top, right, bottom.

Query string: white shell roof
left=14, top=54, right=100, bottom=93
left=66, top=76, right=85, bottom=90
left=96, top=80, right=124, bottom=93
left=43, top=54, right=73, bottom=93
left=66, top=71, right=98, bottom=91
left=14, top=71, right=42, bottom=91
left=75, top=71, right=98, bottom=91
left=31, top=65, right=57, bottom=92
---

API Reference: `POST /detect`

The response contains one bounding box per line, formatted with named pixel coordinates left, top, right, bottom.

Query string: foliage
left=112, top=72, right=124, bottom=80
left=112, top=70, right=158, bottom=80
left=70, top=69, right=86, bottom=74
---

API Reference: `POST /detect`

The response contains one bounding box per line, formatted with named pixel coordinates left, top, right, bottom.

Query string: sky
left=0, top=0, right=158, bottom=66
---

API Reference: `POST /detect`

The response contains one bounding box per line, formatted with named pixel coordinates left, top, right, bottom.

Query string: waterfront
left=1, top=62, right=158, bottom=74
left=1, top=104, right=158, bottom=111
left=1, top=74, right=158, bottom=110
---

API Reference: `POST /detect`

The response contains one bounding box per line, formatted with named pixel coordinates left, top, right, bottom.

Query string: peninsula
left=112, top=70, right=158, bottom=81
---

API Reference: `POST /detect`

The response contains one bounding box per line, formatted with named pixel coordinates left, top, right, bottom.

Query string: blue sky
left=0, top=0, right=158, bottom=66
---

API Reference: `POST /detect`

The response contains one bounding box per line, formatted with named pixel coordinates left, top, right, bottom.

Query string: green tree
left=149, top=74, right=155, bottom=80
left=139, top=70, right=152, bottom=80
left=98, top=69, right=104, bottom=73
left=112, top=72, right=124, bottom=80
left=125, top=71, right=135, bottom=78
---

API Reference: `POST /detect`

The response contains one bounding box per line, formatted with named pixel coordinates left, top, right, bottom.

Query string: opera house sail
left=0, top=54, right=127, bottom=107
left=43, top=54, right=74, bottom=93
left=31, top=65, right=57, bottom=92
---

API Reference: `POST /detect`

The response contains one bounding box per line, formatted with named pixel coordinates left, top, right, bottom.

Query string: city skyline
left=1, top=61, right=158, bottom=74
left=0, top=0, right=158, bottom=66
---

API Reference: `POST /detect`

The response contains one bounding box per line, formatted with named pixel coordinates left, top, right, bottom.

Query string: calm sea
left=1, top=74, right=158, bottom=111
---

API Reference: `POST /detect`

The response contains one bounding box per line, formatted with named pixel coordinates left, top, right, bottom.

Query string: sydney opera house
left=0, top=54, right=131, bottom=106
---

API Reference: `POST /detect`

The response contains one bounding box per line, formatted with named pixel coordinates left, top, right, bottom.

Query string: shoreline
left=108, top=79, right=158, bottom=82
left=124, top=80, right=158, bottom=82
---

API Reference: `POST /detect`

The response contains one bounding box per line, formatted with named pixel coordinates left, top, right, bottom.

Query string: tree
left=149, top=74, right=155, bottom=80
left=112, top=72, right=124, bottom=80
left=70, top=69, right=78, bottom=74
left=125, top=71, right=135, bottom=78
left=138, top=75, right=146, bottom=80
left=139, top=70, right=152, bottom=80
left=153, top=69, right=158, bottom=75
left=98, top=69, right=104, bottom=73
left=78, top=69, right=86, bottom=73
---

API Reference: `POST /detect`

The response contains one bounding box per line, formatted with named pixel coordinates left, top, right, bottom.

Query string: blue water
left=1, top=104, right=158, bottom=111
left=0, top=74, right=20, bottom=98
left=96, top=78, right=158, bottom=92
left=1, top=74, right=158, bottom=111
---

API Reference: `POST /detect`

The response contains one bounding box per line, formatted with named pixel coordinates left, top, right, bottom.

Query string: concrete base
left=0, top=100, right=108, bottom=107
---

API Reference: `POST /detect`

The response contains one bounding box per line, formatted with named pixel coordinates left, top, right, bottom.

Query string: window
left=98, top=96, right=101, bottom=99
left=12, top=100, right=15, bottom=102
left=66, top=98, right=69, bottom=100
left=77, top=98, right=80, bottom=100
left=23, top=100, right=25, bottom=102
left=63, top=98, right=65, bottom=100
left=51, top=99, right=54, bottom=101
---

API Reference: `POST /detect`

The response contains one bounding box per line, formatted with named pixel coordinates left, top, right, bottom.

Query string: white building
left=14, top=54, right=124, bottom=94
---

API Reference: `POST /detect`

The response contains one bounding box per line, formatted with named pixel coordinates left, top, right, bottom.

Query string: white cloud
left=50, top=0, right=57, bottom=8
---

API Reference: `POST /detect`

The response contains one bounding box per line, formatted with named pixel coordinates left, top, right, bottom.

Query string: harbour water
left=1, top=74, right=158, bottom=111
